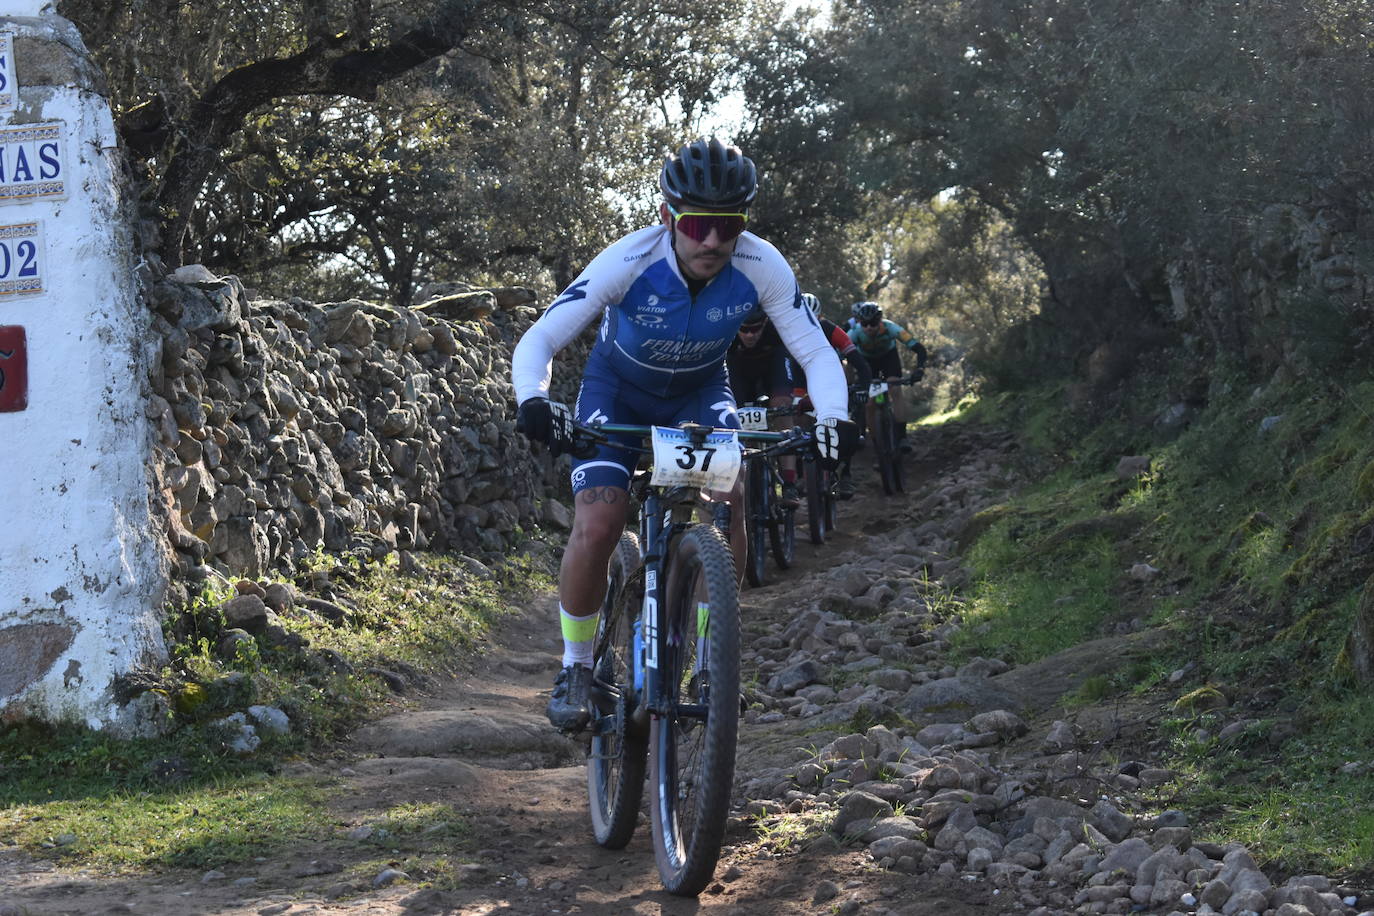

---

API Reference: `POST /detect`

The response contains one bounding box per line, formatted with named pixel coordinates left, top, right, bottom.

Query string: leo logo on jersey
left=705, top=301, right=756, bottom=323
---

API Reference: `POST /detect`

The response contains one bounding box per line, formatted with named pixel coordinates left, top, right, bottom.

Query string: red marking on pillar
left=0, top=325, right=27, bottom=411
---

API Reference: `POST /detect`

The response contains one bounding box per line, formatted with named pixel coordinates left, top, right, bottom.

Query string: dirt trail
left=0, top=429, right=1014, bottom=916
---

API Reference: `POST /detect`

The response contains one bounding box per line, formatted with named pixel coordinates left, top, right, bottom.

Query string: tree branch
left=155, top=0, right=496, bottom=265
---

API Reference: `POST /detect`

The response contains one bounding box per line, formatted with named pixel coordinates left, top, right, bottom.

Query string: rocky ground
left=2, top=422, right=1371, bottom=916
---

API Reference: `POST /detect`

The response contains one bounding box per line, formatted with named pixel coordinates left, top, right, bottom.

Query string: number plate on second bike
left=736, top=406, right=768, bottom=431
left=649, top=426, right=742, bottom=490
left=868, top=381, right=889, bottom=398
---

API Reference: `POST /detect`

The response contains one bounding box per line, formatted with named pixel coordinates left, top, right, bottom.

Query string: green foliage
left=958, top=522, right=1122, bottom=664
left=0, top=767, right=330, bottom=870
left=1163, top=692, right=1374, bottom=876
left=959, top=364, right=1374, bottom=876
left=62, top=0, right=758, bottom=302
left=753, top=0, right=1374, bottom=379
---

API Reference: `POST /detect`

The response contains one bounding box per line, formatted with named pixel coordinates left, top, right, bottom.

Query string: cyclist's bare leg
left=769, top=392, right=798, bottom=490
left=560, top=486, right=633, bottom=615
left=705, top=476, right=747, bottom=587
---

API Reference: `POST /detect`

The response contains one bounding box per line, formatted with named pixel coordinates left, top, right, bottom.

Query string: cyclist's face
left=737, top=324, right=765, bottom=345
left=662, top=203, right=738, bottom=281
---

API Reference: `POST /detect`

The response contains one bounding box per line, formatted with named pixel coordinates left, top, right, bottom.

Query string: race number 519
left=0, top=222, right=43, bottom=298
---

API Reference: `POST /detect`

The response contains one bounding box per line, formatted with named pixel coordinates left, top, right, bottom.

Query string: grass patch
left=0, top=768, right=329, bottom=870
left=1163, top=689, right=1374, bottom=878
left=957, top=366, right=1374, bottom=878
left=745, top=807, right=834, bottom=856
left=0, top=549, right=548, bottom=871
left=956, top=523, right=1122, bottom=664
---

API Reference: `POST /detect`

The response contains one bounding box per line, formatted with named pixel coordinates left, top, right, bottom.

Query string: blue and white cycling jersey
left=512, top=225, right=848, bottom=422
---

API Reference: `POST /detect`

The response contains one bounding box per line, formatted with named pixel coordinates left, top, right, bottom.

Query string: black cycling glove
left=517, top=397, right=572, bottom=457
left=813, top=418, right=859, bottom=471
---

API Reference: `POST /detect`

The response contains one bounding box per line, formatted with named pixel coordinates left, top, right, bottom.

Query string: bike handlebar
left=568, top=420, right=812, bottom=460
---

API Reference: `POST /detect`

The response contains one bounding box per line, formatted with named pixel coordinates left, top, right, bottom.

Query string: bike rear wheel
left=587, top=531, right=648, bottom=849
left=804, top=458, right=825, bottom=545
left=744, top=458, right=768, bottom=588
left=650, top=523, right=741, bottom=896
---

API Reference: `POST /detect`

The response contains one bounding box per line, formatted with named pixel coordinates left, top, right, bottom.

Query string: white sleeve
left=749, top=243, right=850, bottom=423
left=510, top=228, right=653, bottom=403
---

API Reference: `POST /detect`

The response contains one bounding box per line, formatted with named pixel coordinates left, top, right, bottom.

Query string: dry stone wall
left=145, top=268, right=582, bottom=597
left=1165, top=200, right=1373, bottom=372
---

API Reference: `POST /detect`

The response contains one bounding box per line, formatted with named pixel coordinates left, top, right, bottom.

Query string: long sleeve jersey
left=511, top=225, right=849, bottom=422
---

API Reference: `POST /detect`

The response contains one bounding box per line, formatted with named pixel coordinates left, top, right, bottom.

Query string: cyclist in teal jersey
left=849, top=301, right=927, bottom=451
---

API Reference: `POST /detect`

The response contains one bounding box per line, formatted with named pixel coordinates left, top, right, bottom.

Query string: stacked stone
left=746, top=714, right=1364, bottom=915
left=144, top=267, right=583, bottom=586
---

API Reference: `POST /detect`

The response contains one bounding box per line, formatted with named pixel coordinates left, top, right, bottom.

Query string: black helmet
left=660, top=137, right=758, bottom=209
left=855, top=302, right=882, bottom=324
left=739, top=305, right=768, bottom=329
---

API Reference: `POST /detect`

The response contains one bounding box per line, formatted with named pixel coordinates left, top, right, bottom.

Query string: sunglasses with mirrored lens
left=667, top=202, right=749, bottom=243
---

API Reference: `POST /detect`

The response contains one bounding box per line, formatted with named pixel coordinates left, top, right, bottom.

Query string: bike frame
left=576, top=422, right=803, bottom=729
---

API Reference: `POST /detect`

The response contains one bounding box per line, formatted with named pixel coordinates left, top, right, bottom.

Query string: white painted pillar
left=0, top=6, right=168, bottom=732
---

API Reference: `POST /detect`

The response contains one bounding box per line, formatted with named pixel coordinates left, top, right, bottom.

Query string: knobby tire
left=822, top=468, right=837, bottom=535
left=804, top=458, right=825, bottom=545
left=875, top=407, right=900, bottom=496
left=770, top=497, right=795, bottom=569
left=745, top=458, right=768, bottom=588
left=650, top=524, right=741, bottom=896
left=587, top=531, right=648, bottom=849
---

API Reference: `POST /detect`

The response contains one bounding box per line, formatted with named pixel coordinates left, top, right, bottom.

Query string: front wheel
left=874, top=407, right=901, bottom=496
left=822, top=469, right=838, bottom=535
left=650, top=524, right=741, bottom=896
left=587, top=531, right=648, bottom=849
left=804, top=459, right=826, bottom=545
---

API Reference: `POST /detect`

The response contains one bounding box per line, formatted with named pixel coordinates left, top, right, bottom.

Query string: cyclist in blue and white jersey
left=511, top=138, right=859, bottom=732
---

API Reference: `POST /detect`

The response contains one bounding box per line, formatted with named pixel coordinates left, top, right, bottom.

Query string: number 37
left=674, top=444, right=716, bottom=471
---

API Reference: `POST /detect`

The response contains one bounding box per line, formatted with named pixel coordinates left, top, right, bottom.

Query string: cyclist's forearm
left=846, top=352, right=873, bottom=387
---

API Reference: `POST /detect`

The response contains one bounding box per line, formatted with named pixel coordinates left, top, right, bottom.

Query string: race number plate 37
left=649, top=426, right=742, bottom=490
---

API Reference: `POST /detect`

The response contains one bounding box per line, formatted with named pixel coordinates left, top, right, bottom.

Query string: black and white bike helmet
left=854, top=301, right=882, bottom=324
left=800, top=292, right=821, bottom=316
left=660, top=137, right=758, bottom=209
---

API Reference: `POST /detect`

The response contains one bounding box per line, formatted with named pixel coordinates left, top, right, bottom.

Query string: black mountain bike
left=569, top=418, right=808, bottom=896
left=867, top=375, right=918, bottom=496
left=735, top=402, right=802, bottom=587
left=743, top=446, right=797, bottom=587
